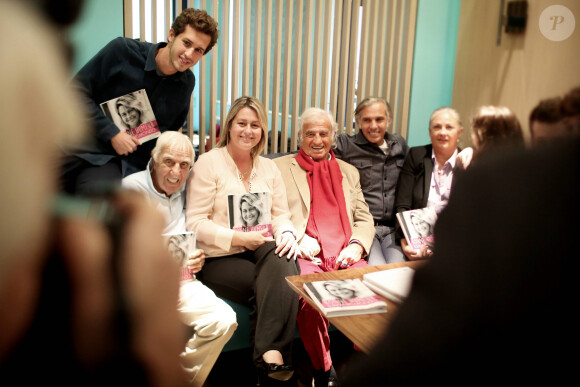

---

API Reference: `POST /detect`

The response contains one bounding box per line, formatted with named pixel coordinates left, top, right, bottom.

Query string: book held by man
left=162, top=232, right=196, bottom=282
left=303, top=278, right=387, bottom=317
left=100, top=89, right=160, bottom=143
left=396, top=207, right=438, bottom=251
left=227, top=192, right=273, bottom=237
left=362, top=267, right=416, bottom=303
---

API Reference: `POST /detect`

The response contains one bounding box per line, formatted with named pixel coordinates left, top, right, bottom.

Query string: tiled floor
left=204, top=331, right=366, bottom=386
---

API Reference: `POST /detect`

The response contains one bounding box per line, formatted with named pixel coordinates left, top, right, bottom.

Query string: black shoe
left=257, top=361, right=294, bottom=382
left=313, top=368, right=329, bottom=387
left=328, top=366, right=339, bottom=387
left=313, top=366, right=339, bottom=387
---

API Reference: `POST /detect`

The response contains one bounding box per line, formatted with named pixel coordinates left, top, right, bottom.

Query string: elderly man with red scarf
left=274, top=108, right=375, bottom=386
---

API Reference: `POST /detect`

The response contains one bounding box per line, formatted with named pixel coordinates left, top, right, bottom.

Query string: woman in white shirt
left=186, top=96, right=300, bottom=383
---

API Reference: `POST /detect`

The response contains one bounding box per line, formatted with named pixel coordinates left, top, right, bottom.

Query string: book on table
left=303, top=278, right=387, bottom=318
left=100, top=89, right=160, bottom=143
left=362, top=266, right=416, bottom=303
left=396, top=207, right=438, bottom=251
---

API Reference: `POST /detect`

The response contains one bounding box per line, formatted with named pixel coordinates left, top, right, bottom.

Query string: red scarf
left=295, top=149, right=352, bottom=260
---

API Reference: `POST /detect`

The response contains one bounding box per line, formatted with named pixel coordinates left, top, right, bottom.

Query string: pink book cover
left=162, top=232, right=197, bottom=282
left=303, top=279, right=387, bottom=317
left=396, top=207, right=438, bottom=251
left=100, top=89, right=160, bottom=143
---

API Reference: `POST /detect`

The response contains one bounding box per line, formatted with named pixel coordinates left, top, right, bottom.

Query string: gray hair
left=429, top=107, right=462, bottom=129
left=151, top=131, right=194, bottom=163
left=354, top=97, right=393, bottom=125
left=297, top=107, right=338, bottom=146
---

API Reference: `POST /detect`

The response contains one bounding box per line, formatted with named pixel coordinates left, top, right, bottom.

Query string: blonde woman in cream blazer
left=186, top=96, right=300, bottom=384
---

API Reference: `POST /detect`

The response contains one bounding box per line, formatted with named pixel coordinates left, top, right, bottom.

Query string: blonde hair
left=217, top=96, right=268, bottom=159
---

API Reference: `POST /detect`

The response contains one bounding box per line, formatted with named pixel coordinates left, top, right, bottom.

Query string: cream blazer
left=274, top=154, right=375, bottom=255
left=186, top=147, right=296, bottom=257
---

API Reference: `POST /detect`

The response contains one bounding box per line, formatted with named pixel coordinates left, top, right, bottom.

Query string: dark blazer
left=394, top=144, right=435, bottom=214
left=393, top=144, right=461, bottom=241
left=343, top=138, right=580, bottom=384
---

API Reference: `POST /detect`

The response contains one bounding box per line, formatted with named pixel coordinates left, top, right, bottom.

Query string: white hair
left=297, top=107, right=338, bottom=146
left=151, top=131, right=194, bottom=163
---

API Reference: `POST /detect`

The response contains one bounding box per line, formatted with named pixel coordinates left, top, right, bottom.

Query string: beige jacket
left=274, top=154, right=375, bottom=255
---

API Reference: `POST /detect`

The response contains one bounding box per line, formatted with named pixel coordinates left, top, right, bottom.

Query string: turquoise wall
left=406, top=0, right=461, bottom=147
left=68, top=0, right=123, bottom=73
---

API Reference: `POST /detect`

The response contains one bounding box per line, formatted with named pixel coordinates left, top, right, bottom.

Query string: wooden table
left=285, top=261, right=424, bottom=354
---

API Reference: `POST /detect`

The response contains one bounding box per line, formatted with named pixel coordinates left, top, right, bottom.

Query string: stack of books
left=362, top=266, right=416, bottom=303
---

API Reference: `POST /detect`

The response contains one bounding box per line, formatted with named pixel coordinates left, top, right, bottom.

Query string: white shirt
left=122, top=160, right=189, bottom=234
left=427, top=149, right=458, bottom=214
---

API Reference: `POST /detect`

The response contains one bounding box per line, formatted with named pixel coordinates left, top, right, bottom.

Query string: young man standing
left=61, top=8, right=219, bottom=195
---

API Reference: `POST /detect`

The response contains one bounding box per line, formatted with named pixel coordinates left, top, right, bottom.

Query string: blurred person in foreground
left=343, top=136, right=579, bottom=384
left=274, top=107, right=375, bottom=387
left=560, top=86, right=580, bottom=133
left=394, top=107, right=463, bottom=260
left=529, top=96, right=566, bottom=146
left=528, top=87, right=580, bottom=147
left=334, top=97, right=409, bottom=265
left=123, top=131, right=238, bottom=386
left=0, top=1, right=186, bottom=385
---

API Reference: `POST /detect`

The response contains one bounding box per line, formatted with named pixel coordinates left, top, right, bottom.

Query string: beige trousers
left=178, top=279, right=238, bottom=386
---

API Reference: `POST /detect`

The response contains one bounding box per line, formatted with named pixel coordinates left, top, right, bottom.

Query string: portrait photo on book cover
left=100, top=89, right=160, bottom=142
left=162, top=232, right=197, bottom=268
left=310, top=279, right=379, bottom=307
left=227, top=192, right=272, bottom=237
left=398, top=207, right=437, bottom=250
left=304, top=279, right=387, bottom=317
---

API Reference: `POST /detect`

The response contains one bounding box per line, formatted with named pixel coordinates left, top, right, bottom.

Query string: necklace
left=227, top=145, right=253, bottom=181
left=239, top=167, right=252, bottom=180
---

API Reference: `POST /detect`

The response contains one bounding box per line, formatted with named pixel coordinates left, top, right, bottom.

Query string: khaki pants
left=178, top=279, right=238, bottom=386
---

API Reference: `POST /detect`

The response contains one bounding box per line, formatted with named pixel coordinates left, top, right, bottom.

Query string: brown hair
left=529, top=97, right=562, bottom=133
left=471, top=106, right=524, bottom=154
left=171, top=8, right=219, bottom=55
left=217, top=96, right=268, bottom=159
left=560, top=87, right=580, bottom=118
